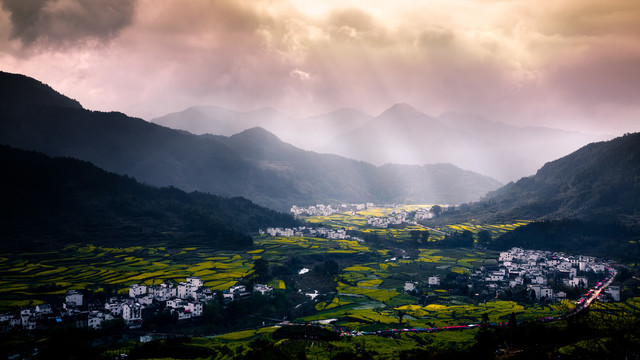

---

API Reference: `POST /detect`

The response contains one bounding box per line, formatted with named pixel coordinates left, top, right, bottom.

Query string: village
left=260, top=226, right=354, bottom=240
left=266, top=204, right=439, bottom=239
left=290, top=203, right=375, bottom=217
left=0, top=246, right=620, bottom=335
left=289, top=203, right=436, bottom=227
left=0, top=276, right=275, bottom=333
left=406, top=247, right=620, bottom=303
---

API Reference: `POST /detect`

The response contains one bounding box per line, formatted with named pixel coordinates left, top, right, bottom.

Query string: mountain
left=320, top=105, right=607, bottom=182
left=152, top=105, right=289, bottom=138
left=474, top=132, right=640, bottom=222
left=152, top=106, right=371, bottom=150
left=0, top=71, right=501, bottom=210
left=0, top=145, right=298, bottom=251
left=212, top=127, right=503, bottom=207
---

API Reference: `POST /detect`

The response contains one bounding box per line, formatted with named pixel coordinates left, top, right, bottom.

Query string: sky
left=0, top=0, right=639, bottom=135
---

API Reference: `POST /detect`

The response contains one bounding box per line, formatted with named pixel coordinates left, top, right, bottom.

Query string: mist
left=152, top=103, right=609, bottom=182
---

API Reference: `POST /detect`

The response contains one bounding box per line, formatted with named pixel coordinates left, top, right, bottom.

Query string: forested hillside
left=0, top=145, right=297, bottom=250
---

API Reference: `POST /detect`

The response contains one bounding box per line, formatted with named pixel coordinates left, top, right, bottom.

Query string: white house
left=178, top=277, right=203, bottom=299
left=428, top=276, right=440, bottom=286
left=88, top=312, right=104, bottom=330
left=176, top=309, right=192, bottom=320
left=35, top=303, right=52, bottom=315
left=22, top=316, right=36, bottom=331
left=229, top=285, right=246, bottom=293
left=137, top=294, right=154, bottom=306
left=185, top=301, right=203, bottom=317
left=122, top=303, right=142, bottom=323
left=166, top=299, right=188, bottom=309
left=149, top=283, right=177, bottom=301
left=540, top=287, right=554, bottom=299
left=568, top=277, right=588, bottom=288
left=65, top=290, right=83, bottom=307
left=105, top=298, right=123, bottom=316
left=186, top=277, right=203, bottom=287
left=253, top=284, right=273, bottom=295
left=404, top=282, right=416, bottom=292
left=509, top=276, right=523, bottom=288
left=531, top=275, right=547, bottom=285
left=129, top=284, right=147, bottom=298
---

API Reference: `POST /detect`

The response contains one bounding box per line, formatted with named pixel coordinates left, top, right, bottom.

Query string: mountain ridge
left=154, top=101, right=606, bottom=182
left=465, top=132, right=640, bottom=223
left=0, top=71, right=502, bottom=211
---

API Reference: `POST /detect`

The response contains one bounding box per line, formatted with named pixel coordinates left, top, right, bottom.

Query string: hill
left=0, top=71, right=502, bottom=210
left=472, top=132, right=640, bottom=223
left=0, top=145, right=297, bottom=250
left=320, top=104, right=606, bottom=182
left=152, top=105, right=371, bottom=150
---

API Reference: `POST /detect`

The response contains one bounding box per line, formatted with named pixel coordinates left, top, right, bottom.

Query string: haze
left=1, top=0, right=638, bottom=139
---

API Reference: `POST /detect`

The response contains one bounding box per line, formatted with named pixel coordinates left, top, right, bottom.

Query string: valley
left=1, top=71, right=640, bottom=359
left=1, top=204, right=635, bottom=359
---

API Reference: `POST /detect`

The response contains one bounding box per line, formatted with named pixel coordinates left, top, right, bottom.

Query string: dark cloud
left=1, top=0, right=136, bottom=47
left=1, top=0, right=638, bottom=135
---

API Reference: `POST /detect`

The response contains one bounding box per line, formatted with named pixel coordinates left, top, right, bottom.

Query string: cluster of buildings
left=222, top=283, right=273, bottom=301
left=0, top=276, right=274, bottom=333
left=290, top=203, right=374, bottom=217
left=260, top=226, right=357, bottom=240
left=467, top=248, right=618, bottom=301
left=413, top=208, right=434, bottom=221
left=402, top=248, right=619, bottom=304
left=367, top=210, right=409, bottom=228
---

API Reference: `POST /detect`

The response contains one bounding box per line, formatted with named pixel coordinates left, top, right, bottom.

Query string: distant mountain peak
left=381, top=103, right=423, bottom=117
left=232, top=126, right=281, bottom=140
left=227, top=127, right=291, bottom=151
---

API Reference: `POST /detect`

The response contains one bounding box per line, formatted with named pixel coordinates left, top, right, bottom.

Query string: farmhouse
left=65, top=289, right=83, bottom=308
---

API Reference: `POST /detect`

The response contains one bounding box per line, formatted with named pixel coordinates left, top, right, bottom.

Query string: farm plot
left=0, top=244, right=254, bottom=310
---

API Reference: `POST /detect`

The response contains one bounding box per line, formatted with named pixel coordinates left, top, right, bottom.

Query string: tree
left=252, top=258, right=270, bottom=282
left=431, top=205, right=442, bottom=217
left=323, top=260, right=339, bottom=276
left=397, top=310, right=406, bottom=324
left=477, top=230, right=492, bottom=248
left=420, top=230, right=430, bottom=242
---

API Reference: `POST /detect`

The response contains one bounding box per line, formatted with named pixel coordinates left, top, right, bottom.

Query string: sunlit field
left=1, top=204, right=586, bottom=351
left=0, top=244, right=253, bottom=310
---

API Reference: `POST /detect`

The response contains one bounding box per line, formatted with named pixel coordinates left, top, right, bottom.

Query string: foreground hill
left=0, top=145, right=297, bottom=250
left=0, top=71, right=501, bottom=210
left=474, top=132, right=640, bottom=222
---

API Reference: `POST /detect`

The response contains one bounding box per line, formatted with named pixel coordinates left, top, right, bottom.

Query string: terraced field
left=0, top=244, right=253, bottom=310
left=1, top=205, right=556, bottom=336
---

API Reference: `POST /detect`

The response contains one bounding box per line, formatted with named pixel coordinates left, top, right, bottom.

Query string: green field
left=0, top=206, right=568, bottom=337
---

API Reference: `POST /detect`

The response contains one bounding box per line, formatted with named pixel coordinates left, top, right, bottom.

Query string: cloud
left=290, top=68, right=311, bottom=80
left=0, top=0, right=638, bottom=134
left=1, top=0, right=136, bottom=48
